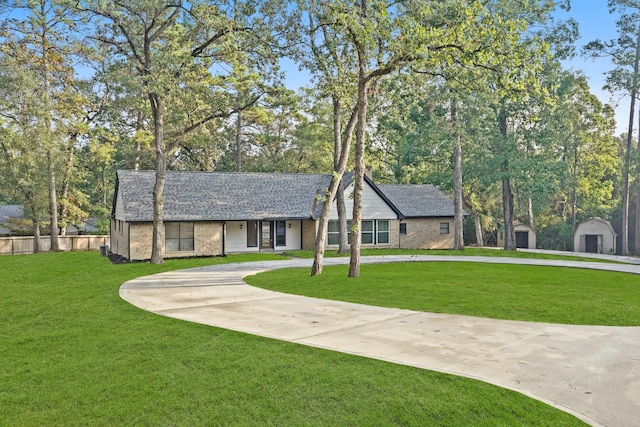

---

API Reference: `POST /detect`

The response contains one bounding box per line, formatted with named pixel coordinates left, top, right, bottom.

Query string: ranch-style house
left=110, top=170, right=459, bottom=261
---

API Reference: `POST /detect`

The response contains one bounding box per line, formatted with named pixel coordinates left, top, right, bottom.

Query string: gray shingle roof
left=115, top=171, right=458, bottom=222
left=116, top=170, right=332, bottom=222
left=0, top=204, right=24, bottom=222
left=375, top=184, right=456, bottom=218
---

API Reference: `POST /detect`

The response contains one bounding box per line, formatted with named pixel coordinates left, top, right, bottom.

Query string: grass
left=285, top=247, right=621, bottom=263
left=0, top=251, right=587, bottom=426
left=245, top=262, right=640, bottom=326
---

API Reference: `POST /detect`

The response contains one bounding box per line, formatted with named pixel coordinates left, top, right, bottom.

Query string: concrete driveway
left=120, top=255, right=640, bottom=427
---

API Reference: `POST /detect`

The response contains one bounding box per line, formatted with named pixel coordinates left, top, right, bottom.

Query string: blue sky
left=556, top=1, right=629, bottom=135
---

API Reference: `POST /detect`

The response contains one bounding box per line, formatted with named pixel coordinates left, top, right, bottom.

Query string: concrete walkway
left=120, top=255, right=640, bottom=427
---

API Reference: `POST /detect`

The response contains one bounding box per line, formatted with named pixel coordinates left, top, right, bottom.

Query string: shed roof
left=375, top=184, right=457, bottom=218
left=576, top=217, right=617, bottom=236
left=115, top=170, right=333, bottom=222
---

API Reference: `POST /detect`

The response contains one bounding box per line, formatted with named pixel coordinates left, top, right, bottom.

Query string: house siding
left=399, top=218, right=454, bottom=249
left=225, top=220, right=302, bottom=252
left=330, top=183, right=397, bottom=220
left=110, top=218, right=130, bottom=259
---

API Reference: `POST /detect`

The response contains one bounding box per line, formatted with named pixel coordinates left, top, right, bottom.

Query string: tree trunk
left=59, top=135, right=76, bottom=236
left=623, top=24, right=640, bottom=256
left=348, top=77, right=368, bottom=278
left=333, top=98, right=349, bottom=254
left=134, top=107, right=144, bottom=171
left=473, top=213, right=484, bottom=247
left=236, top=111, right=242, bottom=172
left=40, top=7, right=58, bottom=252
left=48, top=147, right=59, bottom=251
left=499, top=107, right=515, bottom=251
left=621, top=91, right=636, bottom=256
left=451, top=97, right=464, bottom=250
left=502, top=175, right=516, bottom=250
left=336, top=183, right=349, bottom=253
left=636, top=121, right=640, bottom=255
left=310, top=111, right=358, bottom=276
left=150, top=93, right=166, bottom=264
left=32, top=210, right=41, bottom=254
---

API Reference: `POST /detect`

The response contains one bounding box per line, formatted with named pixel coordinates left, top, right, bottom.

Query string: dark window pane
left=440, top=222, right=450, bottom=234
left=166, top=238, right=180, bottom=251
left=165, top=223, right=180, bottom=239
left=276, top=221, right=286, bottom=246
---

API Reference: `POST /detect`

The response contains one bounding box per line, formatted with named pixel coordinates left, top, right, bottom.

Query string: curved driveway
left=120, top=255, right=640, bottom=427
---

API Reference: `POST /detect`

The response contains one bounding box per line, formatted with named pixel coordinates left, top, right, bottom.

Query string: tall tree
left=584, top=0, right=640, bottom=255
left=86, top=0, right=290, bottom=263
left=1, top=0, right=86, bottom=250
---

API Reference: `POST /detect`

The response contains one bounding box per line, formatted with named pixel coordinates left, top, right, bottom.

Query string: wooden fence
left=0, top=235, right=110, bottom=255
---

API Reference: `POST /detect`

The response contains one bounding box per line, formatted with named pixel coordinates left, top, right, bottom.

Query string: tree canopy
left=0, top=0, right=627, bottom=262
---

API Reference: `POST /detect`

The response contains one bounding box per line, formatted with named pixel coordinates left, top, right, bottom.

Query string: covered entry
left=260, top=221, right=274, bottom=249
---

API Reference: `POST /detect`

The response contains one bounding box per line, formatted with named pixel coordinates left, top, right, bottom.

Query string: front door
left=515, top=231, right=529, bottom=249
left=260, top=221, right=273, bottom=250
left=585, top=234, right=599, bottom=253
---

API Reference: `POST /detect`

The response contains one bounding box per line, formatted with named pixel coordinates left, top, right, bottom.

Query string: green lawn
left=286, top=247, right=620, bottom=262
left=245, top=261, right=640, bottom=326
left=1, top=251, right=587, bottom=426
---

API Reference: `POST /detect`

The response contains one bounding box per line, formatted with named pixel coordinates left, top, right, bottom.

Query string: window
left=327, top=220, right=353, bottom=245
left=276, top=221, right=286, bottom=246
left=440, top=222, right=450, bottom=234
left=165, top=222, right=194, bottom=251
left=247, top=221, right=258, bottom=247
left=399, top=223, right=407, bottom=235
left=327, top=220, right=392, bottom=245
left=327, top=220, right=340, bottom=245
left=361, top=220, right=374, bottom=244
left=377, top=220, right=389, bottom=244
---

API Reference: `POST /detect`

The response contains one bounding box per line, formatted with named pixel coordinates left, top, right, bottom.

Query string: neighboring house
left=65, top=218, right=103, bottom=235
left=497, top=223, right=537, bottom=249
left=110, top=170, right=459, bottom=261
left=0, top=205, right=27, bottom=236
left=574, top=217, right=617, bottom=254
left=0, top=204, right=103, bottom=236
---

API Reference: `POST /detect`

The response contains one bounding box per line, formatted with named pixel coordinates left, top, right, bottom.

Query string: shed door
left=515, top=231, right=529, bottom=249
left=585, top=235, right=599, bottom=253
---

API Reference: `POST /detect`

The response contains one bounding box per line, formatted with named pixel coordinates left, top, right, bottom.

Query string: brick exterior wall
left=301, top=220, right=317, bottom=250
left=125, top=221, right=224, bottom=261
left=399, top=218, right=454, bottom=249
